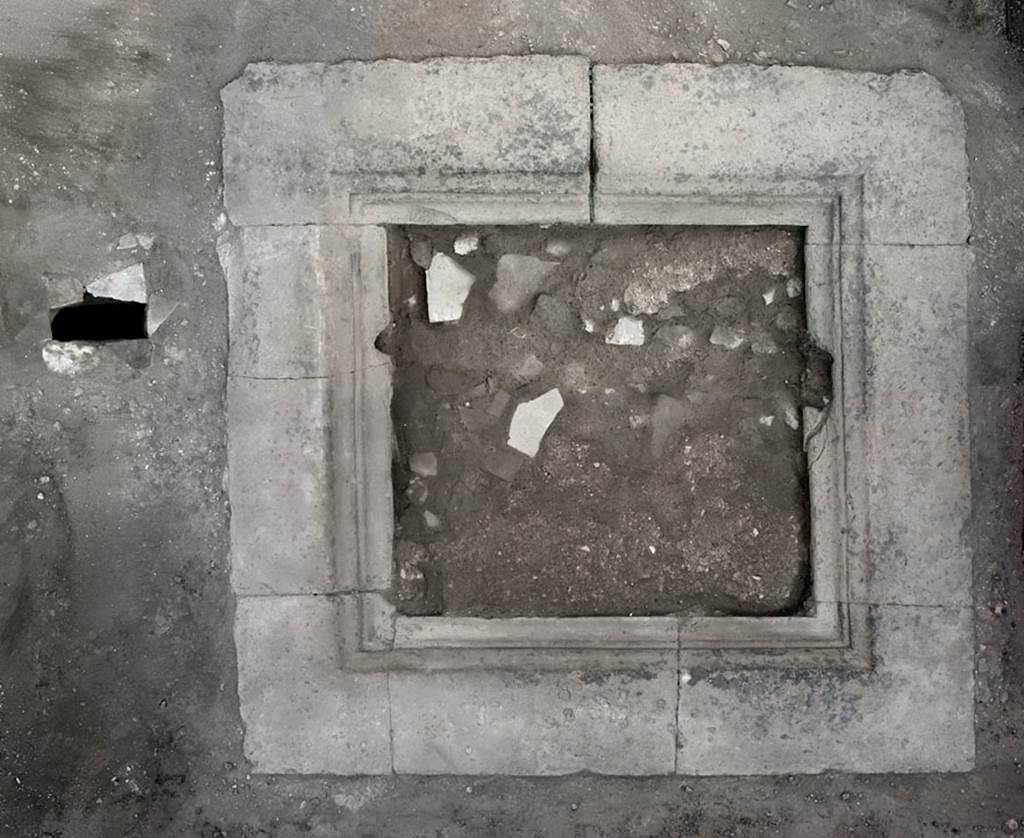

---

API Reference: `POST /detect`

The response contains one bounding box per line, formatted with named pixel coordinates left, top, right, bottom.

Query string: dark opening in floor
left=50, top=297, right=148, bottom=342
left=385, top=225, right=830, bottom=619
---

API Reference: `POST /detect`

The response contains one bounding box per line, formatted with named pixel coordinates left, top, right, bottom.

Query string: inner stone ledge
left=380, top=225, right=832, bottom=620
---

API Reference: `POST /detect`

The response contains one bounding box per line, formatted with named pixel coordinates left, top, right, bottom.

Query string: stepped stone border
left=221, top=58, right=974, bottom=774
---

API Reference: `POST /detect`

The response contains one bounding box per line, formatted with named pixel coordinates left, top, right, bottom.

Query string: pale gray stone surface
left=852, top=245, right=973, bottom=607
left=235, top=595, right=391, bottom=774
left=86, top=262, right=147, bottom=303
left=391, top=669, right=677, bottom=775
left=227, top=378, right=332, bottom=595
left=222, top=57, right=591, bottom=226
left=592, top=64, right=969, bottom=244
left=676, top=605, right=974, bottom=774
left=219, top=226, right=332, bottom=379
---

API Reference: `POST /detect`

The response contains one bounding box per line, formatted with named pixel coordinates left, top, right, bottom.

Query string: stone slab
left=592, top=64, right=969, bottom=244
left=390, top=669, right=677, bottom=775
left=222, top=57, right=591, bottom=226
left=227, top=378, right=332, bottom=595
left=235, top=595, right=391, bottom=774
left=220, top=224, right=388, bottom=380
left=676, top=604, right=974, bottom=774
left=849, top=244, right=973, bottom=607
left=220, top=226, right=333, bottom=379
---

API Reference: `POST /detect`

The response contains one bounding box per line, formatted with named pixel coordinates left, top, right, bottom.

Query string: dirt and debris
left=387, top=225, right=824, bottom=618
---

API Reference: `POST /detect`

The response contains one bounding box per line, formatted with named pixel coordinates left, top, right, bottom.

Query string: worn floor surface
left=1, top=1, right=1023, bottom=835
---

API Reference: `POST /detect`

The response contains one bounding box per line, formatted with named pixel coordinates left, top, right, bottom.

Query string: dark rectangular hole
left=50, top=298, right=148, bottom=342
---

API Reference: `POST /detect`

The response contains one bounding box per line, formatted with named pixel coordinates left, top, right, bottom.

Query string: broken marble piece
left=654, top=324, right=697, bottom=351
left=423, top=510, right=442, bottom=530
left=759, top=415, right=776, bottom=427
left=453, top=233, right=479, bottom=255
left=489, top=254, right=558, bottom=314
left=426, top=253, right=476, bottom=323
left=709, top=325, right=746, bottom=349
left=41, top=340, right=99, bottom=375
left=86, top=263, right=147, bottom=303
left=784, top=404, right=801, bottom=430
left=145, top=295, right=178, bottom=335
left=409, top=452, right=438, bottom=477
left=508, top=388, right=564, bottom=457
left=409, top=238, right=433, bottom=269
left=511, top=353, right=545, bottom=384
left=530, top=294, right=577, bottom=338
left=605, top=316, right=645, bottom=346
left=44, top=274, right=83, bottom=309
left=481, top=446, right=527, bottom=481
left=786, top=277, right=804, bottom=298
left=762, top=286, right=778, bottom=305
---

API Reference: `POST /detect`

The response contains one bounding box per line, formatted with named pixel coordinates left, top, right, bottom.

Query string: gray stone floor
left=1, top=0, right=1023, bottom=834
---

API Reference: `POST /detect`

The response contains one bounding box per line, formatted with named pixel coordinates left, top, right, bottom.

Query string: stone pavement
left=220, top=57, right=973, bottom=775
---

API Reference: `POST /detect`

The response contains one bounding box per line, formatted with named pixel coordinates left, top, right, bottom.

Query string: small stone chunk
left=605, top=316, right=645, bottom=346
left=423, top=510, right=442, bottom=530
left=453, top=233, right=480, bottom=255
left=409, top=238, right=433, bottom=269
left=490, top=254, right=558, bottom=314
left=508, top=388, right=564, bottom=457
left=409, top=452, right=438, bottom=477
left=786, top=277, right=804, bottom=298
left=146, top=295, right=178, bottom=335
left=762, top=287, right=777, bottom=305
left=87, top=263, right=147, bottom=303
left=709, top=325, right=746, bottom=349
left=116, top=232, right=155, bottom=251
left=654, top=324, right=697, bottom=350
left=426, top=253, right=476, bottom=323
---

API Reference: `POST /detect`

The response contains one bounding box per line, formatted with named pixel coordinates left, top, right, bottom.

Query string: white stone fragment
left=453, top=233, right=479, bottom=255
left=426, top=253, right=476, bottom=323
left=42, top=341, right=99, bottom=375
left=759, top=415, right=775, bottom=427
left=86, top=263, right=147, bottom=303
left=489, top=254, right=558, bottom=314
left=784, top=405, right=801, bottom=430
left=508, top=388, right=564, bottom=457
left=762, top=287, right=777, bottom=305
left=605, top=316, right=645, bottom=346
left=423, top=510, right=442, bottom=529
left=582, top=318, right=596, bottom=333
left=786, top=277, right=803, bottom=298
left=409, top=452, right=438, bottom=477
left=709, top=326, right=746, bottom=349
